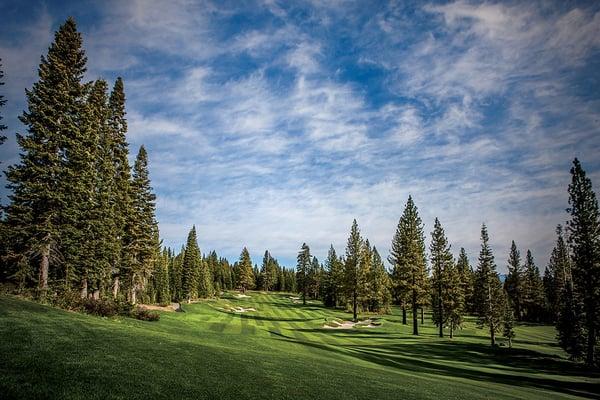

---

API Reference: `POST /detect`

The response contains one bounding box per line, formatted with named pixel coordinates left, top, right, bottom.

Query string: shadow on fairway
left=268, top=330, right=600, bottom=399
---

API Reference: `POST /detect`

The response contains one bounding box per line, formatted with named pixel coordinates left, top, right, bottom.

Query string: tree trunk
left=92, top=289, right=100, bottom=300
left=112, top=276, right=120, bottom=299
left=586, top=324, right=596, bottom=367
left=353, top=290, right=358, bottom=322
left=80, top=278, right=88, bottom=299
left=402, top=304, right=407, bottom=325
left=490, top=321, right=495, bottom=346
left=412, top=290, right=418, bottom=335
left=421, top=307, right=424, bottom=325
left=38, top=243, right=50, bottom=291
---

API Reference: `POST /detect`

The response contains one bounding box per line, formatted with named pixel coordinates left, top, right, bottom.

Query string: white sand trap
left=323, top=319, right=381, bottom=329
left=234, top=293, right=251, bottom=298
left=217, top=304, right=256, bottom=313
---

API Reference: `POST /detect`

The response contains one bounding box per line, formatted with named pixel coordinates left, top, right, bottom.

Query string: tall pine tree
left=389, top=196, right=427, bottom=334
left=430, top=218, right=454, bottom=338
left=566, top=158, right=600, bottom=366
left=344, top=219, right=363, bottom=322
left=4, top=18, right=87, bottom=293
left=296, top=243, right=311, bottom=305
left=504, top=241, right=523, bottom=321
left=236, top=247, right=254, bottom=293
left=474, top=224, right=504, bottom=346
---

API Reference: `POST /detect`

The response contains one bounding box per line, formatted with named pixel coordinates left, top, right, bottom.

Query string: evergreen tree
left=344, top=219, right=363, bottom=322
left=369, top=246, right=392, bottom=313
left=566, top=158, right=600, bottom=366
left=309, top=256, right=322, bottom=299
left=108, top=77, right=133, bottom=299
left=504, top=241, right=523, bottom=320
left=503, top=298, right=516, bottom=349
left=155, top=248, right=170, bottom=304
left=474, top=224, right=504, bottom=346
left=127, top=146, right=158, bottom=303
left=181, top=227, right=201, bottom=302
left=4, top=18, right=87, bottom=293
left=446, top=258, right=464, bottom=338
left=296, top=243, right=311, bottom=305
left=545, top=225, right=571, bottom=320
left=357, top=240, right=372, bottom=311
left=430, top=218, right=453, bottom=338
left=323, top=245, right=344, bottom=307
left=197, top=250, right=212, bottom=298
left=557, top=281, right=586, bottom=360
left=522, top=250, right=544, bottom=322
left=236, top=247, right=254, bottom=293
left=456, top=248, right=475, bottom=314
left=170, top=246, right=185, bottom=301
left=389, top=196, right=427, bottom=334
left=260, top=250, right=277, bottom=291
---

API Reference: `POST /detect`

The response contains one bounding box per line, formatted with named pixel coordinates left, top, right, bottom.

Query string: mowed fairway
left=1, top=292, right=598, bottom=400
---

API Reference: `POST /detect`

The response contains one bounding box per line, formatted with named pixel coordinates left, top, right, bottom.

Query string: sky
left=1, top=0, right=599, bottom=272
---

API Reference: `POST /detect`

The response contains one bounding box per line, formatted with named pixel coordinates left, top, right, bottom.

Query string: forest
left=0, top=16, right=599, bottom=400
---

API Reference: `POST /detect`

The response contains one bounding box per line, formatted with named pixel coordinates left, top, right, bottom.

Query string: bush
left=132, top=308, right=160, bottom=321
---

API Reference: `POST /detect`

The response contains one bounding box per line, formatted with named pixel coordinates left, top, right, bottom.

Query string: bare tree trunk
left=39, top=243, right=50, bottom=291
left=92, top=289, right=100, bottom=300
left=490, top=321, right=495, bottom=346
left=112, top=276, right=120, bottom=299
left=353, top=290, right=358, bottom=322
left=421, top=307, right=424, bottom=325
left=80, top=278, right=88, bottom=299
left=412, top=290, right=418, bottom=335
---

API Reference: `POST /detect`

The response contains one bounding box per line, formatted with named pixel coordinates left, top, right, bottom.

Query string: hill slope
left=0, top=293, right=598, bottom=399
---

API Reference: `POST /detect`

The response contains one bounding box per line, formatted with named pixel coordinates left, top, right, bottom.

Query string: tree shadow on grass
left=268, top=330, right=600, bottom=399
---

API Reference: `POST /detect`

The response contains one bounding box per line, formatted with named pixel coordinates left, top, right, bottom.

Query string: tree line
left=0, top=18, right=598, bottom=367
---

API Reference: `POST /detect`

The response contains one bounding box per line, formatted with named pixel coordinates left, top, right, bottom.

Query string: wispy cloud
left=1, top=0, right=599, bottom=271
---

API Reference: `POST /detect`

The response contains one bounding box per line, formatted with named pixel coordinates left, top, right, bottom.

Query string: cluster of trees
left=0, top=19, right=158, bottom=305
left=150, top=226, right=297, bottom=304
left=296, top=221, right=392, bottom=319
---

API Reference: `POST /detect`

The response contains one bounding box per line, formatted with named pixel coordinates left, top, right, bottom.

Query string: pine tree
left=323, top=245, right=344, bottom=307
left=504, top=241, right=523, bottom=320
left=309, top=256, right=322, bottom=299
left=456, top=248, right=475, bottom=314
left=566, top=158, right=600, bottom=366
left=357, top=239, right=372, bottom=312
left=170, top=246, right=185, bottom=301
left=545, top=225, right=571, bottom=320
left=155, top=248, right=170, bottom=304
left=296, top=243, right=311, bottom=305
left=557, top=281, right=586, bottom=360
left=181, top=227, right=201, bottom=302
left=108, top=77, right=133, bottom=299
left=237, top=247, right=254, bottom=293
left=369, top=246, right=392, bottom=313
left=430, top=218, right=453, bottom=338
left=127, top=146, right=158, bottom=303
left=503, top=298, right=516, bottom=349
left=4, top=18, right=87, bottom=294
left=522, top=250, right=544, bottom=322
left=344, top=219, right=363, bottom=322
left=446, top=258, right=464, bottom=338
left=197, top=249, right=212, bottom=298
left=260, top=250, right=277, bottom=291
left=474, top=224, right=504, bottom=346
left=389, top=196, right=427, bottom=334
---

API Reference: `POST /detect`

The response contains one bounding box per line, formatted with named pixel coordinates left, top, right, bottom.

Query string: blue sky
left=1, top=0, right=599, bottom=272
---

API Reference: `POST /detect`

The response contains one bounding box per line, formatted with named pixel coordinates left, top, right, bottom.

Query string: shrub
left=132, top=308, right=160, bottom=321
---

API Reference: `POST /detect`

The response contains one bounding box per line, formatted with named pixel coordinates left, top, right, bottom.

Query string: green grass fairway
left=1, top=292, right=598, bottom=399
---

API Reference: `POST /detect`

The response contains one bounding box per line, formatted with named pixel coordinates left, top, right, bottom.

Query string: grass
left=0, top=292, right=598, bottom=399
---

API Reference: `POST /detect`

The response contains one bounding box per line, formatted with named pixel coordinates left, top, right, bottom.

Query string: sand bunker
left=234, top=293, right=251, bottom=298
left=138, top=303, right=181, bottom=312
left=323, top=319, right=382, bottom=329
left=227, top=306, right=256, bottom=313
